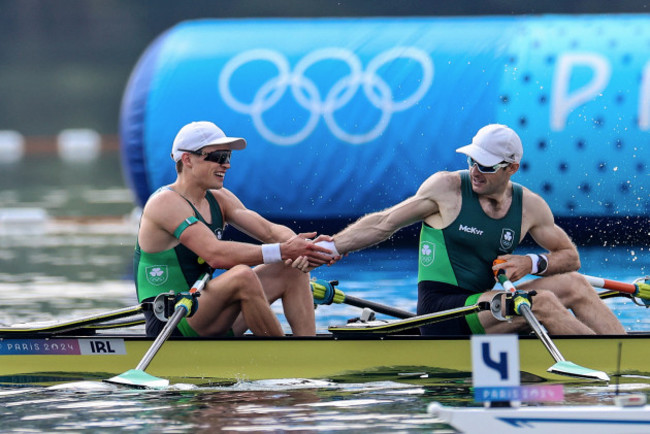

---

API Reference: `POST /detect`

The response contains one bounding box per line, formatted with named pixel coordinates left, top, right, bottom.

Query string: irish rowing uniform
left=417, top=170, right=522, bottom=335
left=134, top=187, right=224, bottom=337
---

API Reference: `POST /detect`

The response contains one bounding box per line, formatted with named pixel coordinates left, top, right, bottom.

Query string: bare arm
left=333, top=172, right=451, bottom=254
left=216, top=189, right=333, bottom=266
left=494, top=188, right=580, bottom=281
left=138, top=189, right=331, bottom=270
left=527, top=199, right=581, bottom=274
left=218, top=188, right=295, bottom=243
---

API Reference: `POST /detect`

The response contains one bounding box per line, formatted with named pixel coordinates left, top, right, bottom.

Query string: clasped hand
left=283, top=233, right=341, bottom=273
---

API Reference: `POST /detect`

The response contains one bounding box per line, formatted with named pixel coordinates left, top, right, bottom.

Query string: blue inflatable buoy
left=119, top=16, right=648, bottom=235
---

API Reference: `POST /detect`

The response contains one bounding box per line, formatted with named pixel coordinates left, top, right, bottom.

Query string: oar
left=311, top=279, right=415, bottom=319
left=105, top=273, right=209, bottom=388
left=496, top=270, right=610, bottom=382
left=328, top=302, right=488, bottom=336
left=0, top=304, right=145, bottom=336
left=597, top=289, right=632, bottom=301
left=583, top=274, right=650, bottom=303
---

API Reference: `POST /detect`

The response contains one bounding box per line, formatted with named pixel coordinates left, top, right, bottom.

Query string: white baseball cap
left=171, top=121, right=247, bottom=162
left=455, top=124, right=523, bottom=166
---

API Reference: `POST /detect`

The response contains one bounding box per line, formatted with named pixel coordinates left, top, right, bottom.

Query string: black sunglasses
left=179, top=149, right=231, bottom=164
left=467, top=157, right=509, bottom=174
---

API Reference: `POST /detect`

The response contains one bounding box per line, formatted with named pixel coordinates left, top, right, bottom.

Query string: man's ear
left=181, top=152, right=193, bottom=168
left=507, top=162, right=520, bottom=175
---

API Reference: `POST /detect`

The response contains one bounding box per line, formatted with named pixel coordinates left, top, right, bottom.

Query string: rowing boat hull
left=1, top=334, right=649, bottom=386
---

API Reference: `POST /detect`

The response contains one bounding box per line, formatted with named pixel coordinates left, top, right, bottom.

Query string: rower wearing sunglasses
left=134, top=121, right=336, bottom=339
left=308, top=124, right=625, bottom=336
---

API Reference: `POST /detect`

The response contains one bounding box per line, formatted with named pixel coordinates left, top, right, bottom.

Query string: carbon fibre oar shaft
left=311, top=279, right=415, bottom=319
left=343, top=294, right=415, bottom=319
left=496, top=270, right=609, bottom=382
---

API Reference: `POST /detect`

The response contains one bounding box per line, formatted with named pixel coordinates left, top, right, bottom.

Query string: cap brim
left=455, top=144, right=503, bottom=166
left=209, top=137, right=247, bottom=150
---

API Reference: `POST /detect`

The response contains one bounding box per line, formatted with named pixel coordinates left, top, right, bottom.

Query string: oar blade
left=548, top=361, right=610, bottom=382
left=102, top=280, right=204, bottom=390
left=104, top=369, right=169, bottom=389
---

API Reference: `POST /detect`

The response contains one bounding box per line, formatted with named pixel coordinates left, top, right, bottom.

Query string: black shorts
left=143, top=306, right=184, bottom=338
left=417, top=281, right=478, bottom=336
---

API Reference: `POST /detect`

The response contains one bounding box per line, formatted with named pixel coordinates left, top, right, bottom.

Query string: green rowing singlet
left=134, top=187, right=225, bottom=302
left=418, top=170, right=523, bottom=292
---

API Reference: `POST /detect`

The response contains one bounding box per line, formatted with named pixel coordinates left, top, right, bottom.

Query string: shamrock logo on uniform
left=500, top=228, right=515, bottom=251
left=145, top=265, right=168, bottom=286
left=420, top=242, right=435, bottom=267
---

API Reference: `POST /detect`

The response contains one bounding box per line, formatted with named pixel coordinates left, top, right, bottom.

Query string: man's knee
left=228, top=265, right=262, bottom=289
left=228, top=263, right=254, bottom=277
left=548, top=271, right=590, bottom=289
left=531, top=289, right=561, bottom=305
left=564, top=271, right=589, bottom=285
left=530, top=290, right=566, bottom=321
left=558, top=271, right=597, bottom=304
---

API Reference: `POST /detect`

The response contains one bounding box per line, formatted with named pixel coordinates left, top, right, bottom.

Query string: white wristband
left=261, top=243, right=282, bottom=263
left=315, top=240, right=340, bottom=257
left=526, top=254, right=539, bottom=275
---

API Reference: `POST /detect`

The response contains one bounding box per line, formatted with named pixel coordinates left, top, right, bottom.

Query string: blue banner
left=120, top=16, right=649, bottom=222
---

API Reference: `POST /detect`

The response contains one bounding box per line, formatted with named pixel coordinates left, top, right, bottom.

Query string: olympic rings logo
left=218, top=47, right=434, bottom=145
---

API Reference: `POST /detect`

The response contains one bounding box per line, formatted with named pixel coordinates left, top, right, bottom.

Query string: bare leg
left=187, top=265, right=283, bottom=337
left=478, top=290, right=596, bottom=335
left=233, top=263, right=316, bottom=336
left=517, top=272, right=626, bottom=334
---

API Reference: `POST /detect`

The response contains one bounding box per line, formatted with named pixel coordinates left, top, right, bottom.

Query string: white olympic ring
left=218, top=47, right=434, bottom=145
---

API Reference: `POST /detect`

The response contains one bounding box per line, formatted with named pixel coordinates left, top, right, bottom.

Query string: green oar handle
left=638, top=282, right=650, bottom=296
left=637, top=282, right=650, bottom=304
left=497, top=273, right=516, bottom=292
left=311, top=280, right=344, bottom=304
